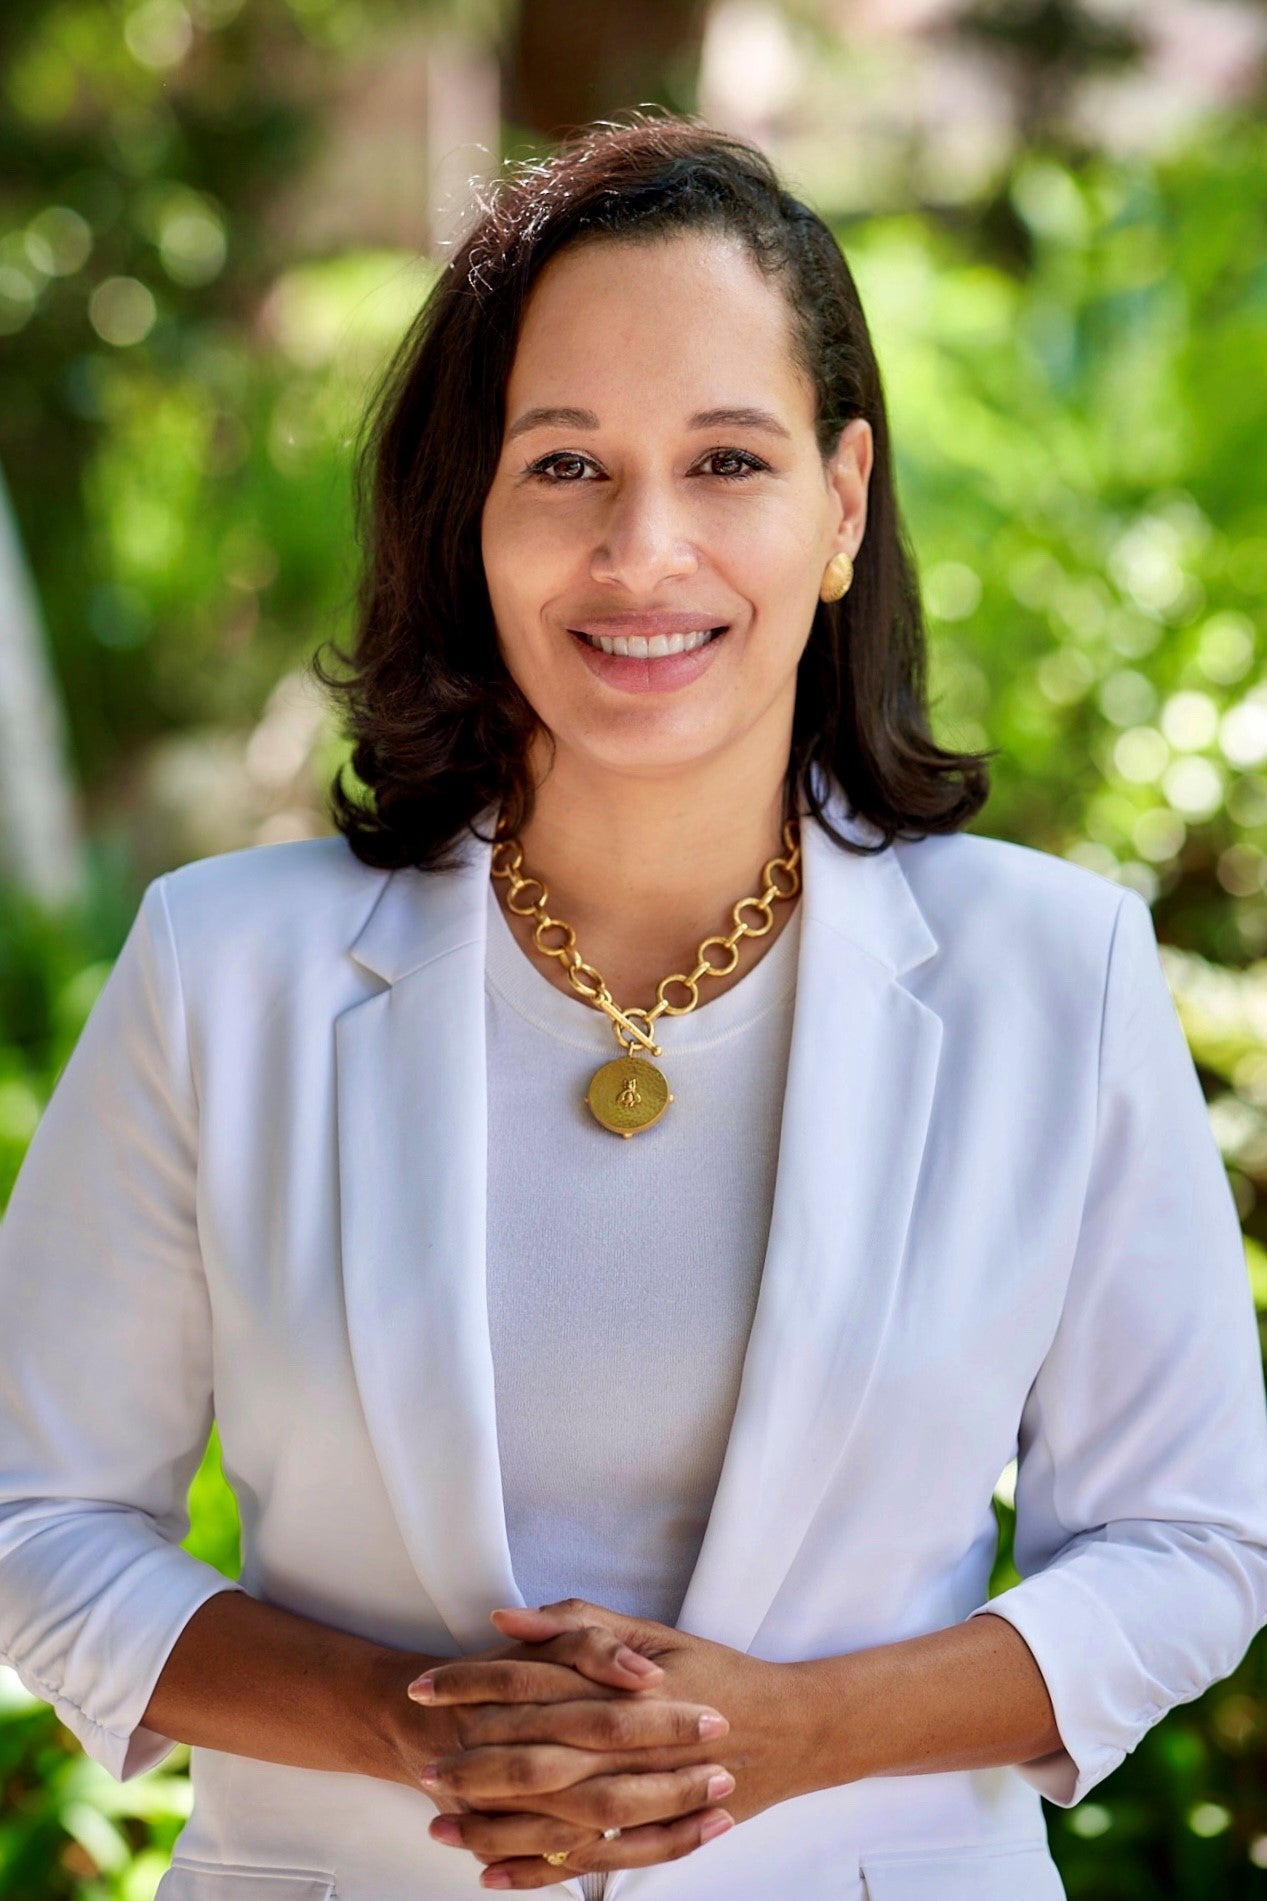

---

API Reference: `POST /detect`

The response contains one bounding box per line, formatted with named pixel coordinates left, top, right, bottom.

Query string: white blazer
left=3, top=766, right=1267, bottom=1901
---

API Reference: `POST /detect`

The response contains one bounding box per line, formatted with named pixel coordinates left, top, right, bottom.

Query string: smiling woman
left=482, top=232, right=864, bottom=777
left=311, top=112, right=993, bottom=897
left=2, top=109, right=1266, bottom=1901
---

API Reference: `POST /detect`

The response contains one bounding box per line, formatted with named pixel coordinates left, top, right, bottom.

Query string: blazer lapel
left=673, top=784, right=942, bottom=1655
left=335, top=768, right=943, bottom=1674
left=336, top=817, right=527, bottom=1654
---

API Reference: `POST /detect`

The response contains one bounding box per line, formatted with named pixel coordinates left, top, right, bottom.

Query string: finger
left=555, top=1761, right=736, bottom=1835
left=416, top=1655, right=643, bottom=1709
left=447, top=1738, right=719, bottom=1795
left=455, top=1696, right=728, bottom=1754
left=528, top=1624, right=666, bottom=1692
left=430, top=1743, right=735, bottom=1812
left=491, top=1605, right=596, bottom=1638
left=492, top=1604, right=665, bottom=1685
left=432, top=1758, right=732, bottom=1862
left=426, top=1741, right=610, bottom=1802
left=491, top=1612, right=665, bottom=1690
left=429, top=1809, right=599, bottom=1864
left=494, top=1599, right=633, bottom=1639
left=475, top=1808, right=736, bottom=1889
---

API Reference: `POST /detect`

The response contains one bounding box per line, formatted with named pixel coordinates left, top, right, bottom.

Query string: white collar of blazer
left=335, top=763, right=943, bottom=1658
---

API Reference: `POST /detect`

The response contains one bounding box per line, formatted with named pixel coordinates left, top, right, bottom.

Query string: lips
left=568, top=617, right=729, bottom=694
left=567, top=611, right=731, bottom=640
left=570, top=626, right=723, bottom=658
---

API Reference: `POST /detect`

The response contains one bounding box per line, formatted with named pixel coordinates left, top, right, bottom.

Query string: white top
left=484, top=878, right=802, bottom=1897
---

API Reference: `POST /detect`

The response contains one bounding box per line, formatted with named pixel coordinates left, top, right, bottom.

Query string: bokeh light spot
left=124, top=0, right=195, bottom=70
left=88, top=276, right=157, bottom=346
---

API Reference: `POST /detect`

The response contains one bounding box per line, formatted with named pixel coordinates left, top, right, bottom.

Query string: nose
left=589, top=472, right=700, bottom=593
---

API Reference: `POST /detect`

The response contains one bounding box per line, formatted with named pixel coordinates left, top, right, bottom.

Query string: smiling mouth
left=569, top=626, right=728, bottom=657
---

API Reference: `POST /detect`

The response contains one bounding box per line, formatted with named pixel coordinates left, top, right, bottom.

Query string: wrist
left=780, top=1654, right=866, bottom=1798
left=355, top=1645, right=454, bottom=1786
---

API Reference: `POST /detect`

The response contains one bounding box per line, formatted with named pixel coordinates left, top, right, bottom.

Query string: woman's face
left=480, top=229, right=872, bottom=791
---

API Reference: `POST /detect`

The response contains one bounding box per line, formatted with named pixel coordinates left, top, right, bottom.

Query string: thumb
left=489, top=1602, right=665, bottom=1671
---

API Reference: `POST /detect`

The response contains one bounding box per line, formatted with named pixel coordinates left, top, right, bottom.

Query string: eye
left=524, top=451, right=597, bottom=483
left=697, top=447, right=770, bottom=481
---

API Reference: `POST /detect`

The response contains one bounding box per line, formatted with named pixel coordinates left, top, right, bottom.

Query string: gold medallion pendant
left=490, top=813, right=802, bottom=1139
left=585, top=1053, right=673, bottom=1138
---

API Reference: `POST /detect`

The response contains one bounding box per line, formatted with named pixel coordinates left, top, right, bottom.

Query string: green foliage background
left=2, top=3, right=1267, bottom=1893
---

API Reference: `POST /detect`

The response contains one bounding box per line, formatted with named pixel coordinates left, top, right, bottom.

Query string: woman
left=2, top=113, right=1266, bottom=1901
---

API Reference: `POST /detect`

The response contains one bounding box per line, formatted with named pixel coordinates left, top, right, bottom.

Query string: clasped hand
left=386, top=1598, right=813, bottom=1891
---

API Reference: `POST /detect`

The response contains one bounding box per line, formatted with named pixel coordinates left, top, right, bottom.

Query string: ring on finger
left=541, top=1826, right=620, bottom=1869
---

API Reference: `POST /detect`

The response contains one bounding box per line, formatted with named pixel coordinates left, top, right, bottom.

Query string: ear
left=823, top=416, right=873, bottom=557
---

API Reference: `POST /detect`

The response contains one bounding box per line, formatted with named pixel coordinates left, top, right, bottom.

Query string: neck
left=494, top=749, right=804, bottom=1007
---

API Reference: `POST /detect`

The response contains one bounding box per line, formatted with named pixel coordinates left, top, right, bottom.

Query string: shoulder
left=898, top=826, right=1125, bottom=921
left=149, top=835, right=390, bottom=974
left=890, top=825, right=1138, bottom=991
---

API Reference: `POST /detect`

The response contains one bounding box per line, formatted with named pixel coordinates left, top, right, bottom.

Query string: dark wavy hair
left=309, top=110, right=995, bottom=870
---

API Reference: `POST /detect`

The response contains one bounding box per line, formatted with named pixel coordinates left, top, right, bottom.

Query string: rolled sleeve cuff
left=966, top=1571, right=1149, bottom=1807
left=2, top=1561, right=248, bottom=1782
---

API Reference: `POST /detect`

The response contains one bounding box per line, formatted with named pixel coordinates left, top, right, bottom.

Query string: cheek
left=482, top=514, right=562, bottom=633
left=708, top=491, right=821, bottom=582
left=720, top=515, right=822, bottom=642
left=726, top=494, right=814, bottom=558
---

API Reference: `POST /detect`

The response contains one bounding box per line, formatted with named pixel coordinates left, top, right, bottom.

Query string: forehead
left=505, top=228, right=811, bottom=418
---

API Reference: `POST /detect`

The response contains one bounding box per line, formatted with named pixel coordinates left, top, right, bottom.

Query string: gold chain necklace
left=489, top=816, right=802, bottom=1137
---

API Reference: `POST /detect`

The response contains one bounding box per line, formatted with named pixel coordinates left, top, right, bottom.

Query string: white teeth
left=580, top=628, right=718, bottom=657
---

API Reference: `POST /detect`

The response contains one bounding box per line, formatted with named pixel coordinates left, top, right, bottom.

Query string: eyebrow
left=505, top=404, right=793, bottom=443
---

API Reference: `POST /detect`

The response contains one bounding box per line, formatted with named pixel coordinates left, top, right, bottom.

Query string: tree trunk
left=503, top=0, right=709, bottom=139
left=0, top=459, right=84, bottom=907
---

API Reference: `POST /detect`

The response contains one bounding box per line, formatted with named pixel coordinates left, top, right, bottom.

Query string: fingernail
left=430, top=1818, right=462, bottom=1845
left=706, top=1771, right=736, bottom=1801
left=700, top=1812, right=735, bottom=1843
left=698, top=1709, right=728, bottom=1738
left=618, top=1647, right=661, bottom=1676
left=407, top=1675, right=435, bottom=1701
left=418, top=1763, right=441, bottom=1785
left=481, top=1874, right=512, bottom=1889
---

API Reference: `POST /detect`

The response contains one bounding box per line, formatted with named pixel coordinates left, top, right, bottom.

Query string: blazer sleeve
left=0, top=875, right=246, bottom=1781
left=966, top=886, right=1267, bottom=1806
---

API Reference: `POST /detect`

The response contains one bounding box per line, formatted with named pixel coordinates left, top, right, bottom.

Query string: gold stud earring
left=819, top=552, right=854, bottom=603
